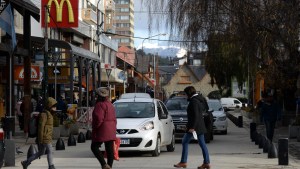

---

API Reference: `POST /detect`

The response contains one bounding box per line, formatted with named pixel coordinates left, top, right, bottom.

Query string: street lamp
left=105, top=64, right=112, bottom=100
left=141, top=33, right=167, bottom=92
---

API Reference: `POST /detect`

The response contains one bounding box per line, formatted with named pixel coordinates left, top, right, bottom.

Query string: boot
left=173, top=162, right=187, bottom=168
left=48, top=165, right=56, bottom=169
left=21, top=161, right=30, bottom=169
left=102, top=164, right=111, bottom=169
left=198, top=163, right=211, bottom=169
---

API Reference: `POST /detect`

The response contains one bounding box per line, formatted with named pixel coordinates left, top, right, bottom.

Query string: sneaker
left=102, top=164, right=111, bottom=169
left=48, top=165, right=56, bottom=169
left=21, top=161, right=28, bottom=169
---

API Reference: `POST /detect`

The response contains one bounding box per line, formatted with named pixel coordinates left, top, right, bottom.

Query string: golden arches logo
left=47, top=0, right=74, bottom=23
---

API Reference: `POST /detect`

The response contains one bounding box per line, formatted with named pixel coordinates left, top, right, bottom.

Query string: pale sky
left=133, top=0, right=170, bottom=49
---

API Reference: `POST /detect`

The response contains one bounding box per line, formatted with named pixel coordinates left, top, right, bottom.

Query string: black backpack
left=28, top=112, right=47, bottom=138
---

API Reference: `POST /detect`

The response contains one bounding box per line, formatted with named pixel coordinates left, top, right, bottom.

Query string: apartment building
left=112, top=0, right=134, bottom=49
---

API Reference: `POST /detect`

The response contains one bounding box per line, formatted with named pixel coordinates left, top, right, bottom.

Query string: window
left=178, top=76, right=192, bottom=84
left=116, top=0, right=129, bottom=4
left=117, top=8, right=130, bottom=12
left=116, top=23, right=130, bottom=27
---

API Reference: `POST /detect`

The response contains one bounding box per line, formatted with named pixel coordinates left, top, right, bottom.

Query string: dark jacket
left=260, top=101, right=282, bottom=122
left=92, top=99, right=117, bottom=142
left=186, top=94, right=207, bottom=134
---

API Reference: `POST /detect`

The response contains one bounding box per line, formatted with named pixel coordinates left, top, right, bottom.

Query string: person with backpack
left=21, top=97, right=57, bottom=169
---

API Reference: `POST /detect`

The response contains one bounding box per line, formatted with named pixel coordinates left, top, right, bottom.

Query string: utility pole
left=43, top=5, right=49, bottom=103
left=96, top=0, right=102, bottom=86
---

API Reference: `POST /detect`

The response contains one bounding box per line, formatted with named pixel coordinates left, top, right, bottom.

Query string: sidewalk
left=230, top=110, right=300, bottom=161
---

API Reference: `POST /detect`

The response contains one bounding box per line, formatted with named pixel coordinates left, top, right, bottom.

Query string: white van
left=220, top=98, right=245, bottom=110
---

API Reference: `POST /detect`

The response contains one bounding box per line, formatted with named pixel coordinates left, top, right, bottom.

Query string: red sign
left=41, top=0, right=78, bottom=28
left=14, top=65, right=40, bottom=81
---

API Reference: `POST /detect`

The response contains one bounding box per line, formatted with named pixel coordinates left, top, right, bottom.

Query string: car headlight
left=140, top=121, right=154, bottom=131
left=218, top=116, right=227, bottom=121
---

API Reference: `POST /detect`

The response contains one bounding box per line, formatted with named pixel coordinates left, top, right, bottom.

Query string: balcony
left=81, top=8, right=97, bottom=25
left=106, top=0, right=115, bottom=11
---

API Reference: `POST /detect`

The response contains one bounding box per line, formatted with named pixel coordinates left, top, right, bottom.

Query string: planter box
left=289, top=125, right=300, bottom=139
left=52, top=127, right=60, bottom=139
left=60, top=125, right=70, bottom=137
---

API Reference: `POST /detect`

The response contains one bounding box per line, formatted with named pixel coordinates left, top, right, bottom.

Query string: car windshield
left=207, top=101, right=223, bottom=111
left=114, top=102, right=155, bottom=118
left=165, top=98, right=188, bottom=110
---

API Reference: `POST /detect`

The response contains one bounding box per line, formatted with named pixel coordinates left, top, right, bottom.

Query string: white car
left=207, top=99, right=228, bottom=134
left=220, top=97, right=246, bottom=110
left=113, top=93, right=175, bottom=156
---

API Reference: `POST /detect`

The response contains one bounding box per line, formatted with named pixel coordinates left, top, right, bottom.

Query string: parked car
left=220, top=97, right=246, bottom=110
left=207, top=99, right=228, bottom=134
left=165, top=95, right=214, bottom=143
left=113, top=93, right=175, bottom=156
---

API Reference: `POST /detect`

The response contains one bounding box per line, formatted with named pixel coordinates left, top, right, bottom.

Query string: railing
left=76, top=107, right=93, bottom=130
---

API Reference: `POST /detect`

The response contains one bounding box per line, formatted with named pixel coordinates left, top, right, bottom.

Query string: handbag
left=104, top=138, right=120, bottom=161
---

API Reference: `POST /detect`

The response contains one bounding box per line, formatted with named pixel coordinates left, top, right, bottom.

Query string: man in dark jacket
left=174, top=86, right=210, bottom=169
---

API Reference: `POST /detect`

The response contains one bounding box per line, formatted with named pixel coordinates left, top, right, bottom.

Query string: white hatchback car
left=207, top=99, right=228, bottom=134
left=113, top=93, right=175, bottom=156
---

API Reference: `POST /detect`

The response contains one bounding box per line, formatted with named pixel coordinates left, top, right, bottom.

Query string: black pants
left=18, top=115, right=24, bottom=130
left=91, top=141, right=114, bottom=167
left=264, top=120, right=276, bottom=142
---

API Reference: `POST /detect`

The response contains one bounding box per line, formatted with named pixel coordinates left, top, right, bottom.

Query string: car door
left=158, top=101, right=173, bottom=145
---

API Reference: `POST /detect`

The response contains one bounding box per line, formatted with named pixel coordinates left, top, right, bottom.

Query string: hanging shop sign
left=14, top=65, right=40, bottom=81
left=48, top=66, right=70, bottom=84
left=41, top=0, right=79, bottom=28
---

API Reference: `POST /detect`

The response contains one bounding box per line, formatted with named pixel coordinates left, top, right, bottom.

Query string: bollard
left=268, top=142, right=278, bottom=159
left=56, top=138, right=65, bottom=150
left=78, top=132, right=86, bottom=143
left=263, top=136, right=269, bottom=153
left=255, top=133, right=261, bottom=145
left=258, top=134, right=265, bottom=149
left=27, top=144, right=38, bottom=159
left=250, top=122, right=256, bottom=142
left=278, top=138, right=289, bottom=165
left=238, top=116, right=243, bottom=128
left=68, top=134, right=76, bottom=146
left=86, top=130, right=92, bottom=140
left=253, top=131, right=258, bottom=144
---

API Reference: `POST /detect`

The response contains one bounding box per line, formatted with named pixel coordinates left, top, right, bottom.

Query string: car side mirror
left=159, top=113, right=168, bottom=119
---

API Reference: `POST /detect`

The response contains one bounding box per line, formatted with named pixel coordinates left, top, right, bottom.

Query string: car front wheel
left=152, top=136, right=161, bottom=157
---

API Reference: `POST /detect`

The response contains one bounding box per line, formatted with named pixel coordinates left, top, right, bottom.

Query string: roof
left=10, top=0, right=40, bottom=21
left=117, top=46, right=135, bottom=66
left=31, top=36, right=99, bottom=61
left=187, top=65, right=207, bottom=81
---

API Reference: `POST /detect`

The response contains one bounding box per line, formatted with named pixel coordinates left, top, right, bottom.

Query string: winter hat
left=96, top=87, right=109, bottom=97
left=47, top=97, right=57, bottom=109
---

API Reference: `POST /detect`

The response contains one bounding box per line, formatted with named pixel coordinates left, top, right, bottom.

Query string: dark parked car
left=165, top=95, right=214, bottom=143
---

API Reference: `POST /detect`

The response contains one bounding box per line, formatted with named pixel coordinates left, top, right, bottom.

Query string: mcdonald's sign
left=41, top=0, right=78, bottom=28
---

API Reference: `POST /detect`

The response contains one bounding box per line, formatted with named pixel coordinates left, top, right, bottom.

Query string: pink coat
left=92, top=100, right=117, bottom=142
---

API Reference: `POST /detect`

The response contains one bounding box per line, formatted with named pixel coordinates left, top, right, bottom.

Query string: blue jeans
left=180, top=132, right=210, bottom=164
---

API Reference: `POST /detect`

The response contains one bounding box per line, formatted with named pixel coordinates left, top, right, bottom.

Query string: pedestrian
left=174, top=86, right=210, bottom=169
left=91, top=87, right=117, bottom=169
left=16, top=98, right=23, bottom=130
left=21, top=97, right=57, bottom=169
left=260, top=89, right=282, bottom=142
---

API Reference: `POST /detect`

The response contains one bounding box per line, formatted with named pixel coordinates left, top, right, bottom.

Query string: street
left=12, top=120, right=300, bottom=169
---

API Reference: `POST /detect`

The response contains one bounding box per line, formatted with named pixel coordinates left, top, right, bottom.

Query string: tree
left=143, top=0, right=300, bottom=106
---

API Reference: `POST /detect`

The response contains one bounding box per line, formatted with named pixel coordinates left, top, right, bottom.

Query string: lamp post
left=141, top=33, right=167, bottom=92
left=105, top=64, right=112, bottom=100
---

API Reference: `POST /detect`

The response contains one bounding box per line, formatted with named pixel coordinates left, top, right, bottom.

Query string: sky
left=133, top=0, right=170, bottom=49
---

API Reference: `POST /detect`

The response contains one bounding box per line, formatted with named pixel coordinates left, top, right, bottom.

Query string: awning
left=10, top=0, right=40, bottom=21
left=31, top=36, right=99, bottom=61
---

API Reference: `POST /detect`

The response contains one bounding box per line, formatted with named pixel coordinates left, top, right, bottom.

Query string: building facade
left=112, top=0, right=134, bottom=48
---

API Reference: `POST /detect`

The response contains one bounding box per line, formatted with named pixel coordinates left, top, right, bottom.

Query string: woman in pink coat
left=91, top=87, right=117, bottom=169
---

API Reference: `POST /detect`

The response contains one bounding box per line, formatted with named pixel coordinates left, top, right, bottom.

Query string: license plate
left=120, top=139, right=130, bottom=144
left=176, top=125, right=186, bottom=131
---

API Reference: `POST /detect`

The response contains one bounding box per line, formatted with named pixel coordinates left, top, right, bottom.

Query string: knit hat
left=96, top=87, right=109, bottom=97
left=47, top=97, right=57, bottom=109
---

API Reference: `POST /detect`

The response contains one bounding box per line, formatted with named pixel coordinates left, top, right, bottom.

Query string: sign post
left=105, top=64, right=112, bottom=99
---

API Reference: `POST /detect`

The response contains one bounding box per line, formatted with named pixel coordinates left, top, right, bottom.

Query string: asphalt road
left=12, top=120, right=300, bottom=169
